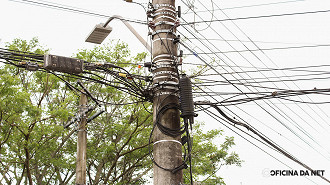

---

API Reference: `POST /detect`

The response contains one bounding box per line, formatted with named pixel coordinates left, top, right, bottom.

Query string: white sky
left=1, top=0, right=330, bottom=185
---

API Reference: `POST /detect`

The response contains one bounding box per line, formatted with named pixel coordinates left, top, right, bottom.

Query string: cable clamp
left=153, top=4, right=176, bottom=10
left=151, top=64, right=175, bottom=70
left=152, top=30, right=176, bottom=37
left=153, top=61, right=174, bottom=66
left=152, top=75, right=179, bottom=82
left=194, top=100, right=211, bottom=105
left=154, top=85, right=179, bottom=91
left=153, top=38, right=174, bottom=43
left=154, top=92, right=179, bottom=97
left=153, top=54, right=174, bottom=61
left=153, top=11, right=176, bottom=18
left=154, top=8, right=177, bottom=14
left=175, top=19, right=180, bottom=27
left=153, top=81, right=178, bottom=87
left=154, top=21, right=176, bottom=27
left=148, top=21, right=156, bottom=30
left=153, top=139, right=182, bottom=146
left=153, top=71, right=178, bottom=76
left=173, top=35, right=180, bottom=44
left=154, top=15, right=176, bottom=22
left=153, top=58, right=175, bottom=64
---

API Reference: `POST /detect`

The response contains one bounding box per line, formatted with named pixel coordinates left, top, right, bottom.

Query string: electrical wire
left=182, top=8, right=330, bottom=24
left=201, top=107, right=319, bottom=185
left=178, top=20, right=330, bottom=160
left=0, top=50, right=152, bottom=105
left=179, top=0, right=330, bottom=135
left=182, top=0, right=330, bottom=161
left=210, top=104, right=330, bottom=184
left=8, top=0, right=147, bottom=25
left=210, top=0, right=330, bottom=125
left=182, top=0, right=305, bottom=14
left=183, top=43, right=330, bottom=54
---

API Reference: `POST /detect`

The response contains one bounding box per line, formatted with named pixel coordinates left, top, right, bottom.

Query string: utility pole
left=76, top=92, right=87, bottom=185
left=151, top=0, right=182, bottom=184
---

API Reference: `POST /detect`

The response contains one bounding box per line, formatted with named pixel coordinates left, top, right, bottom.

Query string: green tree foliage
left=0, top=38, right=242, bottom=185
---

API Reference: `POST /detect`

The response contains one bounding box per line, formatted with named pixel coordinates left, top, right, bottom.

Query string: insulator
left=179, top=74, right=195, bottom=123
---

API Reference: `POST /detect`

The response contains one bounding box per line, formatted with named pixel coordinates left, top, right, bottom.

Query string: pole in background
left=76, top=92, right=88, bottom=185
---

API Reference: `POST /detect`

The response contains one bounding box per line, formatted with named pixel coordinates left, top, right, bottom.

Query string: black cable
left=155, top=103, right=186, bottom=137
left=211, top=104, right=330, bottom=184
left=212, top=0, right=330, bottom=129
left=182, top=0, right=305, bottom=14
left=180, top=8, right=330, bottom=142
left=47, top=70, right=147, bottom=106
left=182, top=8, right=330, bottom=24
left=180, top=36, right=328, bottom=147
left=97, top=67, right=144, bottom=97
left=142, top=102, right=152, bottom=114
left=148, top=114, right=189, bottom=174
left=183, top=44, right=330, bottom=55
left=217, top=89, right=330, bottom=106
left=202, top=107, right=319, bottom=185
left=179, top=1, right=330, bottom=139
left=184, top=17, right=330, bottom=161
left=192, top=65, right=330, bottom=76
left=8, top=0, right=147, bottom=25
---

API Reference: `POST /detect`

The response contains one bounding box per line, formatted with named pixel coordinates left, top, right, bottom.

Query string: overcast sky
left=1, top=0, right=330, bottom=184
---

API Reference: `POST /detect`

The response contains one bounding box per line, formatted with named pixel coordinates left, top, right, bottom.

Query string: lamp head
left=85, top=23, right=112, bottom=44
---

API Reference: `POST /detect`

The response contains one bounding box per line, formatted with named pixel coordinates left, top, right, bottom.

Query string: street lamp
left=85, top=23, right=112, bottom=45
left=85, top=15, right=151, bottom=53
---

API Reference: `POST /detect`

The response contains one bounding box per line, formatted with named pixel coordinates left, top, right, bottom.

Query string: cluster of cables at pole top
left=0, top=47, right=153, bottom=105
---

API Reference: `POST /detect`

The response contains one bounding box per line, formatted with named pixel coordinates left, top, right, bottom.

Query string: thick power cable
left=211, top=104, right=330, bottom=184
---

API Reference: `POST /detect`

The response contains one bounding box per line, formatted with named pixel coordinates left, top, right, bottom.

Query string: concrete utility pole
left=151, top=0, right=182, bottom=184
left=76, top=92, right=88, bottom=185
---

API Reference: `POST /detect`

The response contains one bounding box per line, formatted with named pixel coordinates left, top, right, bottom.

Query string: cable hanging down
left=209, top=104, right=330, bottom=184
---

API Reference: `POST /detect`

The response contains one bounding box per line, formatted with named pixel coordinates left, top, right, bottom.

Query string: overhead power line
left=179, top=19, right=330, bottom=159
left=182, top=0, right=305, bottom=14
left=184, top=44, right=330, bottom=55
left=183, top=9, right=330, bottom=24
left=8, top=0, right=147, bottom=25
left=210, top=104, right=330, bottom=184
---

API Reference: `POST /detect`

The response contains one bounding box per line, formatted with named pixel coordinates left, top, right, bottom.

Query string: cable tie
left=154, top=92, right=179, bottom=97
left=153, top=38, right=174, bottom=42
left=154, top=15, right=176, bottom=22
left=152, top=54, right=173, bottom=61
left=152, top=30, right=176, bottom=37
left=154, top=21, right=176, bottom=27
left=153, top=4, right=176, bottom=10
left=153, top=139, right=182, bottom=146
left=152, top=75, right=179, bottom=82
left=154, top=8, right=177, bottom=15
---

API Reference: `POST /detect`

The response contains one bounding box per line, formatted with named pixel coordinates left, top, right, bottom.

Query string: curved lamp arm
left=86, top=15, right=151, bottom=53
